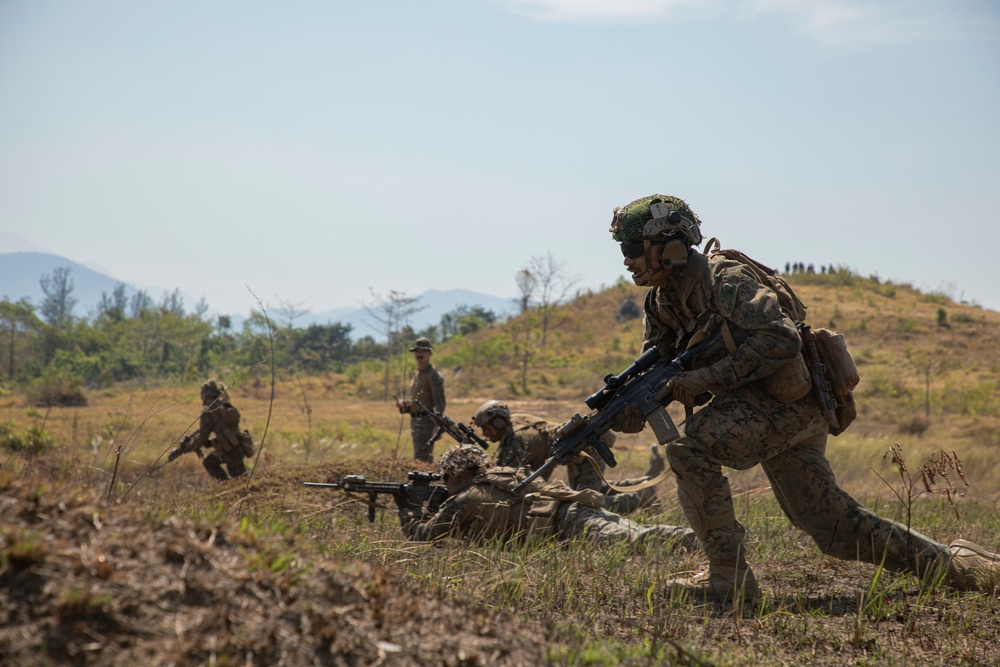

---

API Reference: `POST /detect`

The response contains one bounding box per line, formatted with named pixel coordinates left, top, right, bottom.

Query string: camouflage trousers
left=665, top=384, right=950, bottom=576
left=203, top=442, right=247, bottom=481
left=410, top=415, right=436, bottom=463
left=556, top=502, right=695, bottom=548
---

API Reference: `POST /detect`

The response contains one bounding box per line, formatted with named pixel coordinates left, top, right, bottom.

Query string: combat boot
left=667, top=554, right=760, bottom=604
left=948, top=539, right=1000, bottom=593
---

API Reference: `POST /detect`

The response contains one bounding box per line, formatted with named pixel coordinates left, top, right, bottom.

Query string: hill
left=1, top=270, right=999, bottom=665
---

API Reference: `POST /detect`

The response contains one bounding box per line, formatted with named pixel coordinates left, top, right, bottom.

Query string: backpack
left=703, top=238, right=807, bottom=322
left=703, top=238, right=858, bottom=435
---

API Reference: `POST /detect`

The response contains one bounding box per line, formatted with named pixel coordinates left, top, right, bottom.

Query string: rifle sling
left=576, top=450, right=671, bottom=494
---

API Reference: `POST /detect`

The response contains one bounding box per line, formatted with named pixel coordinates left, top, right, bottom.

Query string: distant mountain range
left=0, top=250, right=515, bottom=340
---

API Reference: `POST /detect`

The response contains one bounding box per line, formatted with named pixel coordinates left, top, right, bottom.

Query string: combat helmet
left=200, top=380, right=225, bottom=399
left=610, top=194, right=703, bottom=247
left=473, top=400, right=511, bottom=430
left=439, top=443, right=492, bottom=479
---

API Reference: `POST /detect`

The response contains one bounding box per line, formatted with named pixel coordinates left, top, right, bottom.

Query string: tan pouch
left=829, top=390, right=858, bottom=436
left=813, top=328, right=859, bottom=395
left=525, top=493, right=561, bottom=538
left=217, top=427, right=241, bottom=453
left=538, top=481, right=605, bottom=509
left=239, top=429, right=255, bottom=457
left=764, top=353, right=812, bottom=404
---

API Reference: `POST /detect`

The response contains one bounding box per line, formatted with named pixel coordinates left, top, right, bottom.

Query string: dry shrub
left=27, top=377, right=88, bottom=407
left=898, top=416, right=930, bottom=436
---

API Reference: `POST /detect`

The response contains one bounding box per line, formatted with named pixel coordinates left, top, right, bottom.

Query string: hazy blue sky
left=2, top=0, right=999, bottom=318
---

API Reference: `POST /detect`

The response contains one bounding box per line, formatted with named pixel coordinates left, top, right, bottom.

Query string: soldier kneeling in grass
left=171, top=380, right=255, bottom=481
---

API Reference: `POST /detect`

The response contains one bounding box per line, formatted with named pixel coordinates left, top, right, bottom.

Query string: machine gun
left=412, top=397, right=490, bottom=450
left=305, top=471, right=448, bottom=523
left=512, top=331, right=724, bottom=493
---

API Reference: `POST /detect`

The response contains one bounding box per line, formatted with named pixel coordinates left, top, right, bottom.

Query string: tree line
left=0, top=267, right=503, bottom=396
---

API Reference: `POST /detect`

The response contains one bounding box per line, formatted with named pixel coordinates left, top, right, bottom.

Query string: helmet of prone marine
left=438, top=443, right=492, bottom=478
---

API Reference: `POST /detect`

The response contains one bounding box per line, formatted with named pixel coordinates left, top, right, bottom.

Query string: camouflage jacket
left=501, top=414, right=616, bottom=492
left=398, top=467, right=542, bottom=542
left=494, top=414, right=554, bottom=470
left=401, top=365, right=446, bottom=416
left=192, top=399, right=243, bottom=454
left=642, top=250, right=802, bottom=394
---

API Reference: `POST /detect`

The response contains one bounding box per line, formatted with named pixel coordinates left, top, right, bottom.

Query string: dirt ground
left=0, top=461, right=547, bottom=667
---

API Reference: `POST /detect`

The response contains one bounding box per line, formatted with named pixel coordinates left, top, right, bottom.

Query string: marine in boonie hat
left=409, top=337, right=434, bottom=352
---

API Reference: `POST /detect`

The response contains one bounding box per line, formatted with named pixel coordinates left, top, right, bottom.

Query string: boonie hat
left=409, top=337, right=434, bottom=352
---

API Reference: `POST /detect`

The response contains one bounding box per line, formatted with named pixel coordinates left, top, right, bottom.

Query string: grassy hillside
left=1, top=272, right=999, bottom=665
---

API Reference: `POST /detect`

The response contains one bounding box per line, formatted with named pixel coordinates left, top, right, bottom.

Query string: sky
left=1, top=0, right=999, bottom=318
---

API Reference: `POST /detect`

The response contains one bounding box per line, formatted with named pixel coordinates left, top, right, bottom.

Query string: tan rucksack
left=704, top=239, right=859, bottom=434
left=703, top=239, right=808, bottom=322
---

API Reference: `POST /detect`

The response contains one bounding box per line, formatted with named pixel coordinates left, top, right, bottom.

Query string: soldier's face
left=623, top=246, right=673, bottom=288
left=413, top=349, right=431, bottom=368
left=444, top=468, right=473, bottom=493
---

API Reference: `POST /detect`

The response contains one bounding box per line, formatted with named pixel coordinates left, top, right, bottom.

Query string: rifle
left=798, top=324, right=840, bottom=430
left=166, top=432, right=201, bottom=463
left=512, top=331, right=724, bottom=493
left=412, top=397, right=490, bottom=450
left=305, top=471, right=448, bottom=523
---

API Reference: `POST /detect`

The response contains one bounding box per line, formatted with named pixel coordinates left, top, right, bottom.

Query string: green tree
left=363, top=290, right=426, bottom=401
left=39, top=266, right=77, bottom=330
left=0, top=298, right=42, bottom=380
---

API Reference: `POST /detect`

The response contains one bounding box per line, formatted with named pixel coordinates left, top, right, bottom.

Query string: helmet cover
left=610, top=194, right=703, bottom=246
left=439, top=443, right=492, bottom=477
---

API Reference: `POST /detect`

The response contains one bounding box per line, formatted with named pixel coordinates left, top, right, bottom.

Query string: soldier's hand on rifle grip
left=610, top=403, right=645, bottom=433
left=660, top=367, right=716, bottom=407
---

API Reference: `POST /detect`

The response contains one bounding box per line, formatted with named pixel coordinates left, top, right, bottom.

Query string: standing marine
left=394, top=337, right=446, bottom=463
left=608, top=193, right=999, bottom=601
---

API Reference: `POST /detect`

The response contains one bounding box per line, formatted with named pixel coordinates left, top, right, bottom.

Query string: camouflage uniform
left=192, top=388, right=254, bottom=481
left=398, top=466, right=694, bottom=548
left=501, top=413, right=658, bottom=515
left=647, top=250, right=950, bottom=577
left=399, top=365, right=446, bottom=463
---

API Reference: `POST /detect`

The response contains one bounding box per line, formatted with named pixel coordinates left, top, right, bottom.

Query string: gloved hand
left=658, top=367, right=716, bottom=407
left=394, top=493, right=423, bottom=522
left=610, top=402, right=645, bottom=433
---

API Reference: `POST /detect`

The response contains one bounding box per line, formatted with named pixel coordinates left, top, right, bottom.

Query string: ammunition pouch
left=764, top=353, right=812, bottom=404
left=813, top=328, right=860, bottom=395
left=829, top=390, right=857, bottom=437
left=239, top=429, right=255, bottom=458
left=217, top=427, right=241, bottom=454
left=524, top=494, right=561, bottom=538
left=813, top=328, right=860, bottom=436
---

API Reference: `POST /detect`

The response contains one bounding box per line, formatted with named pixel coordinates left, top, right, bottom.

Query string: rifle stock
left=513, top=332, right=723, bottom=494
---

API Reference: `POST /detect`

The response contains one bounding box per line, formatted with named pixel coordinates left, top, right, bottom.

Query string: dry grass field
left=2, top=273, right=999, bottom=665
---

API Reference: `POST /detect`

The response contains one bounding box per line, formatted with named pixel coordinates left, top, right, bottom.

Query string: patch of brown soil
left=0, top=467, right=544, bottom=666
